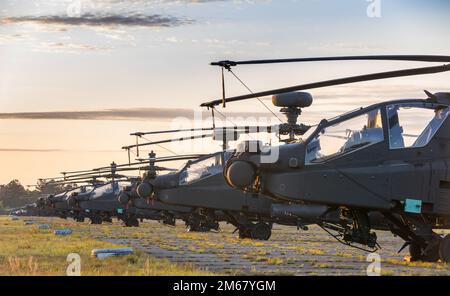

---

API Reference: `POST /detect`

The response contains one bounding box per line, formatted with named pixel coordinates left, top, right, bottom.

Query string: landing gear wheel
left=409, top=243, right=422, bottom=262
left=124, top=217, right=139, bottom=227
left=90, top=216, right=103, bottom=225
left=238, top=228, right=252, bottom=239
left=186, top=221, right=200, bottom=232
left=186, top=220, right=211, bottom=232
left=185, top=218, right=200, bottom=232
left=211, top=221, right=220, bottom=232
left=75, top=217, right=84, bottom=223
left=439, top=234, right=450, bottom=263
left=251, top=222, right=272, bottom=241
left=163, top=216, right=176, bottom=227
left=409, top=240, right=440, bottom=262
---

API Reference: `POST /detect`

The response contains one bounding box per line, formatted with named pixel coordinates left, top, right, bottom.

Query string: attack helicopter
left=47, top=156, right=201, bottom=227
left=37, top=181, right=97, bottom=222
left=200, top=55, right=450, bottom=262
left=115, top=152, right=218, bottom=230
left=10, top=202, right=52, bottom=217
left=122, top=119, right=344, bottom=239
left=58, top=168, right=136, bottom=225
left=39, top=169, right=134, bottom=223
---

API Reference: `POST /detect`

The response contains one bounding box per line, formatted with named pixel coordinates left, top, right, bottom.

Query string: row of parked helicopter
left=11, top=55, right=450, bottom=263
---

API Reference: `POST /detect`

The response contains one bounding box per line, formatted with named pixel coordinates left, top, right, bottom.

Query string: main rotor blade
left=125, top=126, right=275, bottom=150
left=131, top=126, right=272, bottom=137
left=131, top=127, right=214, bottom=136
left=60, top=168, right=96, bottom=175
left=39, top=177, right=64, bottom=182
left=54, top=173, right=130, bottom=183
left=155, top=166, right=178, bottom=172
left=135, top=165, right=178, bottom=172
left=201, top=63, right=450, bottom=107
left=59, top=170, right=112, bottom=179
left=211, top=55, right=450, bottom=68
left=46, top=175, right=107, bottom=183
left=95, top=154, right=205, bottom=170
left=122, top=134, right=213, bottom=149
left=61, top=166, right=144, bottom=179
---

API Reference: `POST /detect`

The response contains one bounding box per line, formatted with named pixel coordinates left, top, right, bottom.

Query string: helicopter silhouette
left=201, top=55, right=450, bottom=262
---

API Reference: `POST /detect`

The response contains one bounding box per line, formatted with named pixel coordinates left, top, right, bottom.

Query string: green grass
left=384, top=258, right=448, bottom=269
left=0, top=216, right=214, bottom=276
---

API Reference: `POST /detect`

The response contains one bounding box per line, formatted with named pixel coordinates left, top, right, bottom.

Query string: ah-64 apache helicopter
left=105, top=153, right=219, bottom=229
left=44, top=156, right=201, bottom=227
left=38, top=167, right=141, bottom=224
left=10, top=201, right=53, bottom=217
left=200, top=55, right=450, bottom=262
left=36, top=179, right=97, bottom=222
left=121, top=113, right=349, bottom=239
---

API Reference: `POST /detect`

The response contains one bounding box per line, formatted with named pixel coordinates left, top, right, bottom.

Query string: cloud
left=78, top=0, right=226, bottom=4
left=0, top=107, right=269, bottom=121
left=0, top=13, right=192, bottom=29
left=0, top=33, right=36, bottom=45
left=0, top=148, right=120, bottom=153
left=0, top=108, right=189, bottom=121
left=32, top=41, right=112, bottom=53
left=0, top=148, right=65, bottom=152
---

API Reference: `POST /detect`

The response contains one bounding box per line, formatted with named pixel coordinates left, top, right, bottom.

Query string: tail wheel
left=251, top=222, right=272, bottom=241
left=439, top=234, right=450, bottom=263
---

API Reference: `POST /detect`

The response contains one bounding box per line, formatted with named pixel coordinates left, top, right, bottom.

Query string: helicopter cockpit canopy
left=306, top=108, right=384, bottom=163
left=387, top=102, right=450, bottom=149
left=179, top=151, right=233, bottom=185
left=91, top=181, right=131, bottom=199
left=305, top=100, right=450, bottom=164
left=52, top=186, right=91, bottom=201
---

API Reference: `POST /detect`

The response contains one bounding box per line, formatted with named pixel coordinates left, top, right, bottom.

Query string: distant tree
left=0, top=180, right=32, bottom=208
left=0, top=179, right=80, bottom=209
left=35, top=179, right=67, bottom=195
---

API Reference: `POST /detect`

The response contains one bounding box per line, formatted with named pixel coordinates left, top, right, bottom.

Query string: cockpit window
left=92, top=183, right=113, bottom=198
left=306, top=108, right=384, bottom=163
left=91, top=182, right=126, bottom=199
left=387, top=103, right=449, bottom=149
left=179, top=153, right=223, bottom=185
left=66, top=186, right=86, bottom=196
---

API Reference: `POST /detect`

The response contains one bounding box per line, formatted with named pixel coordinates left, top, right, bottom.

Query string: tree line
left=0, top=179, right=70, bottom=210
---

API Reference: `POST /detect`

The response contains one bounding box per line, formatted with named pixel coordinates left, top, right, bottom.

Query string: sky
left=1, top=0, right=450, bottom=185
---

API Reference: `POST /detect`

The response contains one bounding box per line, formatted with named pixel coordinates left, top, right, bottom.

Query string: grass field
left=2, top=215, right=449, bottom=276
left=0, top=216, right=213, bottom=276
